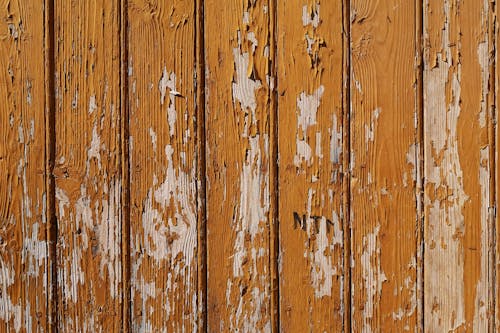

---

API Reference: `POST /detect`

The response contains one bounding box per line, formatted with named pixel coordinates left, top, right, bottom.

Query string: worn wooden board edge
left=120, top=0, right=131, bottom=331
left=196, top=0, right=208, bottom=331
left=343, top=0, right=352, bottom=331
left=415, top=0, right=424, bottom=332
left=44, top=0, right=57, bottom=330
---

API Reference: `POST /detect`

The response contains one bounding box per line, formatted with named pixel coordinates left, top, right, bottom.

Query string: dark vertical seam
left=268, top=0, right=280, bottom=331
left=343, top=0, right=352, bottom=332
left=119, top=0, right=131, bottom=331
left=195, top=0, right=208, bottom=331
left=416, top=0, right=425, bottom=332
left=44, top=0, right=57, bottom=331
left=490, top=1, right=497, bottom=331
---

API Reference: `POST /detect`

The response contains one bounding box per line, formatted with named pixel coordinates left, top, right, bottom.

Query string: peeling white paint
left=330, top=114, right=342, bottom=164
left=294, top=86, right=325, bottom=167
left=88, top=95, right=97, bottom=114
left=302, top=4, right=320, bottom=28
left=232, top=48, right=262, bottom=137
left=149, top=127, right=157, bottom=152
left=87, top=124, right=103, bottom=171
left=473, top=147, right=489, bottom=331
left=361, top=226, right=387, bottom=332
left=477, top=41, right=488, bottom=128
left=364, top=107, right=380, bottom=145
left=424, top=1, right=468, bottom=329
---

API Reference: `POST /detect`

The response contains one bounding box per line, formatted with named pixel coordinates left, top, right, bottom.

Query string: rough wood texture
left=204, top=0, right=274, bottom=331
left=53, top=1, right=123, bottom=331
left=350, top=1, right=420, bottom=331
left=277, top=1, right=346, bottom=331
left=3, top=2, right=500, bottom=332
left=424, top=0, right=494, bottom=331
left=127, top=1, right=200, bottom=331
left=0, top=1, right=49, bottom=331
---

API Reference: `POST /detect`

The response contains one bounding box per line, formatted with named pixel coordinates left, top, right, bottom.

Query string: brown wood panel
left=0, top=0, right=50, bottom=331
left=424, top=0, right=494, bottom=331
left=127, top=1, right=200, bottom=331
left=204, top=0, right=275, bottom=331
left=53, top=1, right=123, bottom=331
left=277, top=1, right=346, bottom=331
left=350, top=1, right=420, bottom=331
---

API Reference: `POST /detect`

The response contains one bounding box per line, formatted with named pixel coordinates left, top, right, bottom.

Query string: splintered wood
left=1, top=0, right=500, bottom=332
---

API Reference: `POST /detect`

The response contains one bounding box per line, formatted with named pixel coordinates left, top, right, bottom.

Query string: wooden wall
left=0, top=0, right=498, bottom=332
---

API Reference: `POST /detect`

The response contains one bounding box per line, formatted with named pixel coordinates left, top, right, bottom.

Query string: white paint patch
left=330, top=114, right=342, bottom=164
left=149, top=127, right=157, bottom=152
left=364, top=107, right=380, bottom=146
left=302, top=4, right=320, bottom=28
left=0, top=257, right=22, bottom=332
left=294, top=86, right=325, bottom=167
left=361, top=226, right=387, bottom=332
left=87, top=124, right=103, bottom=171
left=423, top=2, right=467, bottom=329
left=26, top=80, right=32, bottom=105
left=88, top=95, right=97, bottom=114
left=158, top=68, right=178, bottom=137
left=473, top=147, right=489, bottom=331
left=232, top=136, right=268, bottom=277
left=232, top=48, right=262, bottom=136
left=477, top=41, right=488, bottom=128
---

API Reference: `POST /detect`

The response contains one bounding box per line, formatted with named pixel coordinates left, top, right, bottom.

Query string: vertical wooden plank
left=0, top=1, right=49, bottom=331
left=205, top=0, right=274, bottom=331
left=276, top=1, right=346, bottom=331
left=350, top=1, right=419, bottom=331
left=54, top=1, right=123, bottom=331
left=424, top=0, right=493, bottom=331
left=127, top=1, right=199, bottom=331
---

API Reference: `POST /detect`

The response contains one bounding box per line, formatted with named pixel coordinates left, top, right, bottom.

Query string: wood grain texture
left=0, top=0, right=50, bottom=331
left=277, top=1, right=346, bottom=331
left=204, top=0, right=274, bottom=331
left=53, top=1, right=123, bottom=331
left=127, top=1, right=200, bottom=332
left=350, top=1, right=420, bottom=331
left=424, top=0, right=494, bottom=331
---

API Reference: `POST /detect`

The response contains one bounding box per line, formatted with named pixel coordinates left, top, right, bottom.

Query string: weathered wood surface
left=204, top=0, right=275, bottom=331
left=127, top=0, right=200, bottom=331
left=2, top=1, right=500, bottom=332
left=53, top=1, right=123, bottom=331
left=424, top=0, right=494, bottom=331
left=277, top=1, right=346, bottom=331
left=0, top=1, right=50, bottom=331
left=350, top=1, right=420, bottom=331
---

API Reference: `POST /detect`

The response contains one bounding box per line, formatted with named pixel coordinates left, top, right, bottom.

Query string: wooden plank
left=127, top=1, right=200, bottom=331
left=350, top=1, right=420, bottom=331
left=423, top=0, right=494, bottom=331
left=276, top=1, right=346, bottom=331
left=204, top=0, right=274, bottom=330
left=53, top=1, right=123, bottom=331
left=0, top=1, right=50, bottom=331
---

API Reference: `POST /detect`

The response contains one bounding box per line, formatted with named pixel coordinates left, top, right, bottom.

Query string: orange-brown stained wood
left=204, top=0, right=274, bottom=331
left=424, top=0, right=494, bottom=331
left=350, top=1, right=420, bottom=331
left=127, top=1, right=200, bottom=331
left=0, top=1, right=50, bottom=331
left=277, top=1, right=346, bottom=331
left=53, top=1, right=123, bottom=331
